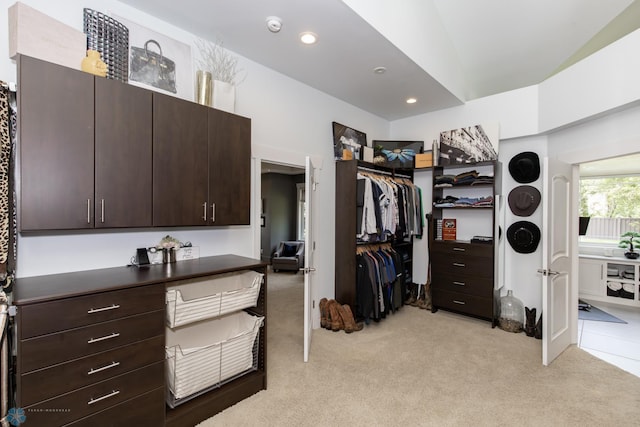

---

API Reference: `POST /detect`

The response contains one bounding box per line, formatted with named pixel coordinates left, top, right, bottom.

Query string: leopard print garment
left=0, top=85, right=11, bottom=278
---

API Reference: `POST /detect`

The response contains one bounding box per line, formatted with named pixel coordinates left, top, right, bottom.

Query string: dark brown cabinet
left=18, top=55, right=153, bottom=231
left=95, top=77, right=152, bottom=228
left=19, top=55, right=95, bottom=230
left=429, top=161, right=500, bottom=324
left=14, top=255, right=268, bottom=427
left=152, top=94, right=251, bottom=226
left=152, top=93, right=209, bottom=226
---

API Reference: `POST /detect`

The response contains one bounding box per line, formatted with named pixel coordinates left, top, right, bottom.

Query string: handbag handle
left=143, top=39, right=163, bottom=60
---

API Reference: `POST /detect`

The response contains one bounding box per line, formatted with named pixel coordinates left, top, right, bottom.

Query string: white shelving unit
left=579, top=254, right=640, bottom=307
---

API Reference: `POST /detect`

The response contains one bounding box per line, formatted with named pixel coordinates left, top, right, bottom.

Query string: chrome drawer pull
left=88, top=361, right=120, bottom=375
left=453, top=247, right=465, bottom=252
left=453, top=263, right=466, bottom=267
left=87, top=304, right=120, bottom=314
left=88, top=390, right=120, bottom=405
left=453, top=300, right=466, bottom=305
left=87, top=332, right=120, bottom=344
left=453, top=281, right=466, bottom=286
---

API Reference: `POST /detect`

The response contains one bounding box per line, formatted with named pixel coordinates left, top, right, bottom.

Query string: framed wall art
left=437, top=123, right=499, bottom=165
left=332, top=122, right=367, bottom=160
left=372, top=140, right=424, bottom=169
left=113, top=14, right=193, bottom=101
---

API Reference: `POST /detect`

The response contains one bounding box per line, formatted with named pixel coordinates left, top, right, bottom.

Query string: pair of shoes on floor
left=319, top=298, right=363, bottom=333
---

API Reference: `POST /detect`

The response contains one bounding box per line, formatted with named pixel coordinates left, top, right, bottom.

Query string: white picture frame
left=114, top=14, right=193, bottom=101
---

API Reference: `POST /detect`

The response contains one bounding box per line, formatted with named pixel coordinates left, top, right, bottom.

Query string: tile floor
left=578, top=299, right=640, bottom=378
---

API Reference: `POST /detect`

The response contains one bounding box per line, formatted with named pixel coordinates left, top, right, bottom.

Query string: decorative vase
left=624, top=251, right=639, bottom=259
left=196, top=70, right=212, bottom=106
left=498, top=290, right=524, bottom=333
left=212, top=80, right=236, bottom=113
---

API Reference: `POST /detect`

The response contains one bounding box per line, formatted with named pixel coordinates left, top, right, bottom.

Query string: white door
left=541, top=157, right=573, bottom=366
left=303, top=156, right=317, bottom=362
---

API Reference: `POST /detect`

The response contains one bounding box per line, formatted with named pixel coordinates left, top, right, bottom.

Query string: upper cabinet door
left=95, top=78, right=152, bottom=228
left=208, top=109, right=251, bottom=225
left=19, top=55, right=95, bottom=231
left=152, top=93, right=209, bottom=226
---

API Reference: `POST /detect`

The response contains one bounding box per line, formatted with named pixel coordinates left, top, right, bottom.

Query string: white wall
left=0, top=0, right=391, bottom=338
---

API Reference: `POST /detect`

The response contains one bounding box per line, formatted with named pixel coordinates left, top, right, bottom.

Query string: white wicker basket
left=166, top=311, right=264, bottom=404
left=166, top=270, right=263, bottom=328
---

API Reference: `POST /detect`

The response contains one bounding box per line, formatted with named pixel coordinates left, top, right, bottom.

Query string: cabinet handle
left=88, top=361, right=120, bottom=375
left=100, top=199, right=105, bottom=223
left=202, top=202, right=207, bottom=221
left=453, top=262, right=466, bottom=267
left=453, top=300, right=466, bottom=305
left=87, top=199, right=91, bottom=224
left=87, top=304, right=120, bottom=314
left=87, top=332, right=120, bottom=344
left=211, top=203, right=216, bottom=223
left=453, top=247, right=466, bottom=252
left=453, top=281, right=465, bottom=286
left=88, top=390, right=120, bottom=405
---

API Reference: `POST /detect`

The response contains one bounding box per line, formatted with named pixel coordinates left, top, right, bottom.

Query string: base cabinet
left=579, top=255, right=639, bottom=306
left=14, top=255, right=267, bottom=427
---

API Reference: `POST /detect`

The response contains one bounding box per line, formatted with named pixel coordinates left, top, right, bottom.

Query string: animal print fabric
left=0, top=84, right=11, bottom=272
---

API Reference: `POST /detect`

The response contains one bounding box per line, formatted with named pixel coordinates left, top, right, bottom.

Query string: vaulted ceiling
left=118, top=0, right=640, bottom=120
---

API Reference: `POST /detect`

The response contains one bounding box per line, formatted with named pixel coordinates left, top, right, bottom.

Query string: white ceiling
left=117, top=0, right=640, bottom=120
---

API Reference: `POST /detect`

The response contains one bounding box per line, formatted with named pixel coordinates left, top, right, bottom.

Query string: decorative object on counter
left=195, top=38, right=244, bottom=112
left=83, top=8, right=129, bottom=82
left=508, top=185, right=540, bottom=217
left=619, top=231, right=640, bottom=259
left=524, top=307, right=536, bottom=337
left=195, top=70, right=212, bottom=106
left=114, top=14, right=193, bottom=100
left=158, top=235, right=182, bottom=264
left=332, top=122, right=366, bottom=161
left=498, top=290, right=524, bottom=333
left=508, top=151, right=540, bottom=183
left=507, top=221, right=540, bottom=254
left=80, top=50, right=107, bottom=77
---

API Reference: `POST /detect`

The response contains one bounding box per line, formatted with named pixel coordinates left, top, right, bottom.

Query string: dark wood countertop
left=13, top=254, right=267, bottom=305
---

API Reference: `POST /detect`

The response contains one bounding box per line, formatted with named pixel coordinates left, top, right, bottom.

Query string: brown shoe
left=338, top=304, right=363, bottom=333
left=327, top=300, right=344, bottom=332
left=319, top=298, right=329, bottom=329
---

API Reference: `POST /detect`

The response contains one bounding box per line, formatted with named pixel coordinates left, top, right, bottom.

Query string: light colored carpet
left=199, top=271, right=640, bottom=426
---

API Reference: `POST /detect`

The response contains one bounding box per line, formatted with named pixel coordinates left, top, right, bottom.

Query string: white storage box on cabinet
left=166, top=311, right=264, bottom=404
left=166, top=270, right=263, bottom=327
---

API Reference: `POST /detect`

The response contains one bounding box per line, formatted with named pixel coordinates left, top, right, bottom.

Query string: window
left=580, top=176, right=640, bottom=244
left=296, top=183, right=306, bottom=241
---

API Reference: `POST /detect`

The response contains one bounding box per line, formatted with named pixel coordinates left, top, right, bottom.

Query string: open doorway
left=577, top=153, right=640, bottom=377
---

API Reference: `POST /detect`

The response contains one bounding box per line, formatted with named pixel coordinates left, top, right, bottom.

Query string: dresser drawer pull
left=87, top=332, right=120, bottom=344
left=88, top=361, right=120, bottom=375
left=453, top=247, right=466, bottom=252
left=453, top=263, right=466, bottom=267
left=87, top=304, right=120, bottom=314
left=453, top=281, right=466, bottom=286
left=88, top=390, right=120, bottom=405
left=453, top=300, right=466, bottom=305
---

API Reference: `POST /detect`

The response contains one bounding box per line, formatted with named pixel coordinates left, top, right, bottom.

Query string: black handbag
left=129, top=39, right=177, bottom=93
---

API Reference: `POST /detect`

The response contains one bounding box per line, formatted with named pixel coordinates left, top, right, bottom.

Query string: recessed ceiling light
left=373, top=66, right=386, bottom=74
left=300, top=32, right=317, bottom=44
left=406, top=97, right=417, bottom=104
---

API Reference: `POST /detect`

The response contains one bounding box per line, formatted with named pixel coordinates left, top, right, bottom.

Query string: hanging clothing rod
left=357, top=165, right=411, bottom=179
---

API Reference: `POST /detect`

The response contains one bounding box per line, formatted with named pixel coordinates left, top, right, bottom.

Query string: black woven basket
left=83, top=8, right=129, bottom=82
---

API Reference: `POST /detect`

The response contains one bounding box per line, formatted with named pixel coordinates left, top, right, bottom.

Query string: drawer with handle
left=18, top=284, right=164, bottom=339
left=431, top=272, right=494, bottom=298
left=20, top=335, right=164, bottom=407
left=22, top=361, right=163, bottom=426
left=431, top=252, right=493, bottom=278
left=20, top=310, right=164, bottom=373
left=431, top=241, right=492, bottom=258
left=432, top=289, right=493, bottom=319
